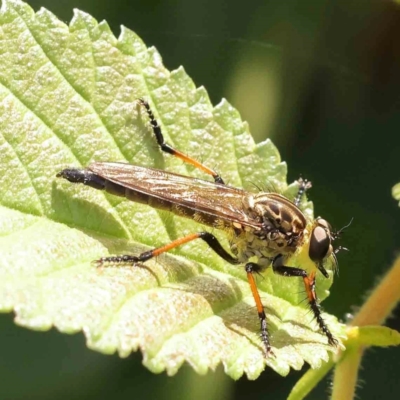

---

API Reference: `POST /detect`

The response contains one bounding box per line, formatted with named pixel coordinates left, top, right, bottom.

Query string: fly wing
left=89, top=162, right=261, bottom=229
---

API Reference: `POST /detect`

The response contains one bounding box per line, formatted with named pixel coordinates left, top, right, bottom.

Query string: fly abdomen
left=58, top=168, right=186, bottom=214
left=57, top=169, right=107, bottom=191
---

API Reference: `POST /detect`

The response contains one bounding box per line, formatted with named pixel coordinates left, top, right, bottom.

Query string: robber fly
left=57, top=98, right=348, bottom=354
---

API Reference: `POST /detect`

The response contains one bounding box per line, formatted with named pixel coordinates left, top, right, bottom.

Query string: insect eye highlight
left=309, top=226, right=331, bottom=262
left=316, top=218, right=332, bottom=231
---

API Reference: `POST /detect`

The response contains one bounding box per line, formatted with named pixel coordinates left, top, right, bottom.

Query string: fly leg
left=272, top=255, right=338, bottom=346
left=137, top=98, right=225, bottom=184
left=96, top=231, right=239, bottom=266
left=294, top=178, right=312, bottom=207
left=245, top=262, right=272, bottom=355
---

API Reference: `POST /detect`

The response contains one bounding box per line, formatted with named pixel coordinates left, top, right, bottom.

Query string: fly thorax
left=238, top=192, right=309, bottom=262
left=230, top=227, right=278, bottom=266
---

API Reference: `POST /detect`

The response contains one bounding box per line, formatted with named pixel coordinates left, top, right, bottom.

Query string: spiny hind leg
left=95, top=232, right=239, bottom=266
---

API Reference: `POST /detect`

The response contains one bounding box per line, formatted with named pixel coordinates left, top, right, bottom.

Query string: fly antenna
left=338, top=217, right=354, bottom=233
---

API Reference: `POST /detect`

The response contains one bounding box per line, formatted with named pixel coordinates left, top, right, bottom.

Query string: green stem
left=351, top=256, right=400, bottom=327
left=331, top=347, right=362, bottom=400
left=287, top=357, right=334, bottom=400
left=331, top=256, right=400, bottom=400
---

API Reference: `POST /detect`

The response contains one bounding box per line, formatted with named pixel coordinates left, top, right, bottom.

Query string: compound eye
left=317, top=218, right=332, bottom=231
left=309, top=226, right=331, bottom=262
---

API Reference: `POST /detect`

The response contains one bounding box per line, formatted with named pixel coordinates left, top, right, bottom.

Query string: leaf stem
left=331, top=346, right=363, bottom=400
left=287, top=357, right=334, bottom=400
left=331, top=255, right=400, bottom=400
left=351, top=256, right=400, bottom=327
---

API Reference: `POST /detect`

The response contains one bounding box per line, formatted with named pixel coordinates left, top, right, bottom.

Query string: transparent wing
left=89, top=162, right=261, bottom=229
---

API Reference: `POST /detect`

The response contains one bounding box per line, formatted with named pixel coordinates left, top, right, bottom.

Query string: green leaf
left=347, top=326, right=400, bottom=348
left=0, top=0, right=344, bottom=379
left=392, top=182, right=400, bottom=205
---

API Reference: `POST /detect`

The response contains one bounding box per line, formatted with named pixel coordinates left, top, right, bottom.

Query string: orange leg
left=245, top=263, right=272, bottom=355
left=302, top=271, right=338, bottom=346
left=137, top=98, right=224, bottom=184
left=96, top=231, right=238, bottom=266
left=272, top=255, right=338, bottom=346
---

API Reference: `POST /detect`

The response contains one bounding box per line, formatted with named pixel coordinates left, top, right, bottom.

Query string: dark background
left=1, top=0, right=400, bottom=399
